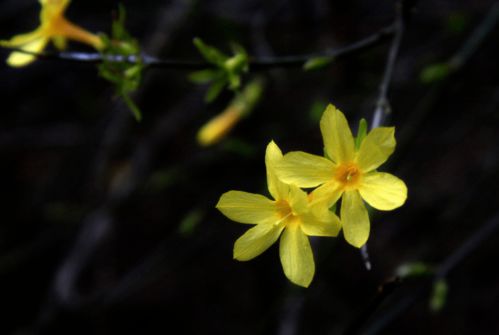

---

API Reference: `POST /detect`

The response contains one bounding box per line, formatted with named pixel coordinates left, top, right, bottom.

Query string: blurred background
left=1, top=0, right=499, bottom=334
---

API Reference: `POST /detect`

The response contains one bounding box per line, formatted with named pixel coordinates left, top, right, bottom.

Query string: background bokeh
left=1, top=0, right=499, bottom=334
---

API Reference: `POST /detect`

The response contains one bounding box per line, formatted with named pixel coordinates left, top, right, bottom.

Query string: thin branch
left=371, top=2, right=405, bottom=129
left=360, top=1, right=409, bottom=271
left=1, top=25, right=395, bottom=70
left=449, top=2, right=499, bottom=69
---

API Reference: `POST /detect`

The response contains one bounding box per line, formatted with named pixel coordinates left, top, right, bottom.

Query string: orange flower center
left=334, top=162, right=362, bottom=189
left=275, top=200, right=297, bottom=226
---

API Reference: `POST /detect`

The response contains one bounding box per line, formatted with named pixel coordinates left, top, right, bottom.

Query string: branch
left=1, top=25, right=395, bottom=70
left=360, top=0, right=410, bottom=271
left=371, top=1, right=406, bottom=129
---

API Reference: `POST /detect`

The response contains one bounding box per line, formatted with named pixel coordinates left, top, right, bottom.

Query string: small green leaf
left=309, top=100, right=327, bottom=124
left=122, top=93, right=142, bottom=121
left=98, top=4, right=143, bottom=120
left=355, top=118, right=368, bottom=150
left=205, top=79, right=226, bottom=103
left=193, top=37, right=227, bottom=65
left=420, top=63, right=451, bottom=83
left=396, top=262, right=433, bottom=278
left=188, top=69, right=220, bottom=84
left=178, top=209, right=204, bottom=236
left=303, top=56, right=333, bottom=71
left=429, top=279, right=448, bottom=313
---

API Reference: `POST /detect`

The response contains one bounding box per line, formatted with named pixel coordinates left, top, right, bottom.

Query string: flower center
left=275, top=200, right=296, bottom=226
left=334, top=162, right=362, bottom=189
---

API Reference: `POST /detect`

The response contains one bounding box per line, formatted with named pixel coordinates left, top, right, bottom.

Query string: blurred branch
left=371, top=1, right=407, bottom=129
left=344, top=212, right=499, bottom=335
left=448, top=2, right=499, bottom=70
left=1, top=25, right=395, bottom=70
left=361, top=0, right=413, bottom=270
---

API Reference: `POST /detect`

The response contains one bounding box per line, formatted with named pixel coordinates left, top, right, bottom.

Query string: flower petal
left=300, top=210, right=341, bottom=237
left=40, top=0, right=70, bottom=23
left=0, top=30, right=43, bottom=47
left=279, top=223, right=315, bottom=287
left=356, top=127, right=396, bottom=172
left=216, top=191, right=277, bottom=224
left=320, top=104, right=355, bottom=164
left=288, top=184, right=309, bottom=216
left=341, top=191, right=370, bottom=248
left=6, top=36, right=48, bottom=67
left=265, top=141, right=289, bottom=201
left=233, top=223, right=284, bottom=261
left=275, top=151, right=335, bottom=188
left=309, top=181, right=343, bottom=208
left=359, top=172, right=407, bottom=210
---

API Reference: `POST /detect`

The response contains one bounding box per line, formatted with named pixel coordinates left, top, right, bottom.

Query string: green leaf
left=303, top=56, right=334, bottom=71
left=178, top=209, right=204, bottom=236
left=420, top=63, right=451, bottom=83
left=429, top=279, right=448, bottom=313
left=98, top=3, right=144, bottom=121
left=122, top=93, right=142, bottom=121
left=205, top=79, right=226, bottom=103
left=193, top=37, right=227, bottom=65
left=188, top=69, right=220, bottom=84
left=396, top=262, right=433, bottom=278
left=191, top=39, right=251, bottom=103
left=355, top=118, right=368, bottom=150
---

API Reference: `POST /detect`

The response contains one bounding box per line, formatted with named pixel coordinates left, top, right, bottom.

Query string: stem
left=1, top=25, right=395, bottom=70
left=371, top=2, right=405, bottom=129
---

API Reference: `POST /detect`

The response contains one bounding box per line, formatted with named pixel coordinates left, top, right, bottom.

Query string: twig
left=449, top=2, right=499, bottom=69
left=343, top=3, right=499, bottom=332
left=1, top=25, right=395, bottom=70
left=358, top=213, right=499, bottom=335
left=361, top=1, right=409, bottom=271
left=371, top=2, right=405, bottom=129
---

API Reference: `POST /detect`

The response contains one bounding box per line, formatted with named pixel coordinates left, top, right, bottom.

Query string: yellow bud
left=197, top=106, right=243, bottom=147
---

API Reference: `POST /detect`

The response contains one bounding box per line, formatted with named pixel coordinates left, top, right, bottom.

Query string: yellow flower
left=216, top=141, right=341, bottom=287
left=274, top=104, right=407, bottom=248
left=1, top=0, right=104, bottom=67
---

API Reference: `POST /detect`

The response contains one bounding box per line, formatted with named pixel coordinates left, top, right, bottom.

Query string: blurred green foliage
left=190, top=37, right=249, bottom=102
left=98, top=5, right=144, bottom=121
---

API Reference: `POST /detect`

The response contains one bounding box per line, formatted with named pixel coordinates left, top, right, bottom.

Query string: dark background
left=1, top=0, right=499, bottom=334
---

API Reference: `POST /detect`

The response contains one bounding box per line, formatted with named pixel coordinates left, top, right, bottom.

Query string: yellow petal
left=216, top=191, right=277, bottom=224
left=40, top=0, right=70, bottom=24
left=341, top=191, right=369, bottom=248
left=279, top=223, right=315, bottom=287
left=6, top=37, right=49, bottom=67
left=288, top=184, right=309, bottom=216
left=275, top=151, right=335, bottom=188
left=300, top=210, right=341, bottom=237
left=356, top=127, right=396, bottom=172
left=309, top=181, right=343, bottom=208
left=233, top=223, right=284, bottom=261
left=49, top=18, right=104, bottom=50
left=320, top=104, right=355, bottom=164
left=1, top=30, right=43, bottom=47
left=358, top=172, right=407, bottom=210
left=265, top=141, right=289, bottom=201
